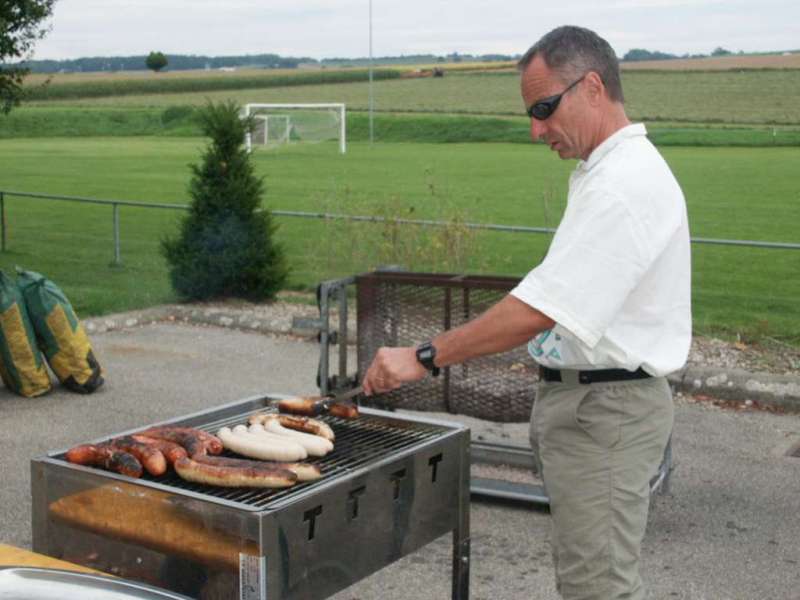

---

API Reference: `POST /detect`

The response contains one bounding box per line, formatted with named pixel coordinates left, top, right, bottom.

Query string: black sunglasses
left=526, top=75, right=585, bottom=120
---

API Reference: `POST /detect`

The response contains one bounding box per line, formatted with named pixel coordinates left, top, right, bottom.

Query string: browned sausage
left=174, top=456, right=297, bottom=488
left=137, top=427, right=210, bottom=457
left=277, top=397, right=359, bottom=420
left=105, top=436, right=167, bottom=476
left=65, top=444, right=100, bottom=465
left=276, top=397, right=325, bottom=417
left=191, top=454, right=322, bottom=482
left=327, top=402, right=359, bottom=420
left=249, top=413, right=336, bottom=441
left=139, top=426, right=222, bottom=455
left=132, top=435, right=188, bottom=465
left=65, top=444, right=143, bottom=478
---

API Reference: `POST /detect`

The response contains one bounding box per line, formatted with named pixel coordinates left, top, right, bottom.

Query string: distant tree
left=161, top=101, right=289, bottom=301
left=711, top=47, right=732, bottom=57
left=622, top=48, right=678, bottom=62
left=0, top=0, right=56, bottom=114
left=145, top=51, right=168, bottom=72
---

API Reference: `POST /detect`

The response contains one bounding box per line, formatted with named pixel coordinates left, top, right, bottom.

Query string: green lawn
left=0, top=137, right=797, bottom=343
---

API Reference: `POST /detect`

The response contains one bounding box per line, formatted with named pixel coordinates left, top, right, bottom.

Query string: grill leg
left=452, top=533, right=470, bottom=600
left=452, top=434, right=471, bottom=600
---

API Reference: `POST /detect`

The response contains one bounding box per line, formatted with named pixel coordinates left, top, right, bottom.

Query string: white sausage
left=217, top=427, right=307, bottom=462
left=260, top=417, right=333, bottom=457
left=282, top=462, right=322, bottom=482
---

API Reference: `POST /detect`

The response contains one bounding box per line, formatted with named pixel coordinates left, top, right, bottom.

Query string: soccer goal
left=243, top=103, right=346, bottom=154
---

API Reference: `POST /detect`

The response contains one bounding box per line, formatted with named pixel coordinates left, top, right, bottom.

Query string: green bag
left=17, top=268, right=104, bottom=394
left=0, top=271, right=52, bottom=397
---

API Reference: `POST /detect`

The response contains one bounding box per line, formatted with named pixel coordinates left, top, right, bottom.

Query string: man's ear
left=585, top=71, right=605, bottom=106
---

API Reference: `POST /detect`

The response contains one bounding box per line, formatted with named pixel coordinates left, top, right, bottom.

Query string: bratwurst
left=138, top=426, right=222, bottom=457
left=174, top=456, right=297, bottom=488
left=248, top=413, right=335, bottom=442
left=65, top=444, right=143, bottom=478
left=190, top=454, right=322, bottom=482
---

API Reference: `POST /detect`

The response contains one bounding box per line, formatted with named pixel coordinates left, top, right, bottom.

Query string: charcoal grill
left=31, top=394, right=471, bottom=600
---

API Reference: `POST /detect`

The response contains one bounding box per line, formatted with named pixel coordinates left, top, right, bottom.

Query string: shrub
left=161, top=100, right=289, bottom=301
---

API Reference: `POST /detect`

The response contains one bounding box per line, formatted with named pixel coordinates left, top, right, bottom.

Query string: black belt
left=539, top=365, right=652, bottom=384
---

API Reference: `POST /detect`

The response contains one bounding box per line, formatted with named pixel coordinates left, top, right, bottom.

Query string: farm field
left=620, top=52, right=800, bottom=71
left=27, top=69, right=800, bottom=128
left=0, top=137, right=797, bottom=343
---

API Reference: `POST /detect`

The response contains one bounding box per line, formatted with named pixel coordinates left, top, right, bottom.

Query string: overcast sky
left=31, top=0, right=800, bottom=61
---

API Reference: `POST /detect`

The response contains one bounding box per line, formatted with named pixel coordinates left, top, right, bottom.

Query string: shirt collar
left=578, top=123, right=647, bottom=172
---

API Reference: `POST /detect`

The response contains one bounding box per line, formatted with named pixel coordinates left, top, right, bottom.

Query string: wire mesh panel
left=356, top=272, right=538, bottom=422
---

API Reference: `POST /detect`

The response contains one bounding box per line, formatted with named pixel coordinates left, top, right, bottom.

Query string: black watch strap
left=416, top=342, right=440, bottom=377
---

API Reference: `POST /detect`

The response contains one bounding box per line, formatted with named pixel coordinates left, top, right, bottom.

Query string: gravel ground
left=197, top=295, right=800, bottom=377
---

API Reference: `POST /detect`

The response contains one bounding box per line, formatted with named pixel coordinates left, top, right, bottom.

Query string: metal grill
left=32, top=395, right=471, bottom=600
left=356, top=271, right=537, bottom=422
left=51, top=406, right=451, bottom=511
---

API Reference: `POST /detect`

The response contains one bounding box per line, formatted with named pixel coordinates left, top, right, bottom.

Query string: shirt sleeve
left=511, top=192, right=651, bottom=349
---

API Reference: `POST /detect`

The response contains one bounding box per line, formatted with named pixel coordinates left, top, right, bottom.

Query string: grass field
left=0, top=137, right=797, bottom=343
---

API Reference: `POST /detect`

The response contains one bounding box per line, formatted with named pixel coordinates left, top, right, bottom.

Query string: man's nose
left=530, top=118, right=547, bottom=141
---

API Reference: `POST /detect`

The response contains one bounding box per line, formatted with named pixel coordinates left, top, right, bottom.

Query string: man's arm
left=362, top=294, right=554, bottom=395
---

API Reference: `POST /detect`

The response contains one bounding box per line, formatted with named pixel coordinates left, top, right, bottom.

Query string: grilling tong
left=275, top=385, right=362, bottom=419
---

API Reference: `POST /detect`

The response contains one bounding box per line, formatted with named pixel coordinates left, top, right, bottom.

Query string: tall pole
left=368, top=0, right=374, bottom=146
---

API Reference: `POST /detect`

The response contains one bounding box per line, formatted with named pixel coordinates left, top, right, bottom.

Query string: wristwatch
left=416, top=341, right=441, bottom=377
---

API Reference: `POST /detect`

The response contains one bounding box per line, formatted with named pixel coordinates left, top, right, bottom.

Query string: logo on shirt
left=529, top=329, right=562, bottom=362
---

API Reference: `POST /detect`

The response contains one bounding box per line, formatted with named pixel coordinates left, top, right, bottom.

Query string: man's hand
left=362, top=347, right=428, bottom=396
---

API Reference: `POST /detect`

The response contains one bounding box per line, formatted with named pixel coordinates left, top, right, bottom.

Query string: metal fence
left=1, top=189, right=798, bottom=268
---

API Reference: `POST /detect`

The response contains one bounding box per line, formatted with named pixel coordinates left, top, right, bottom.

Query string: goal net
left=243, top=103, right=346, bottom=153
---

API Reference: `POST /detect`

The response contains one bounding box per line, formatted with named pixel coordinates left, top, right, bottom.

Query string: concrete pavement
left=1, top=321, right=799, bottom=599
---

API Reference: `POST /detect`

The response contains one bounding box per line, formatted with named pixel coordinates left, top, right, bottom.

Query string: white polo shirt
left=510, top=123, right=691, bottom=377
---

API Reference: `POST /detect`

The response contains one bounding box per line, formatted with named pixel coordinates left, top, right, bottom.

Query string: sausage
left=65, top=444, right=143, bottom=478
left=139, top=426, right=222, bottom=455
left=277, top=397, right=359, bottom=420
left=190, top=454, right=322, bottom=482
left=241, top=423, right=322, bottom=457
left=282, top=462, right=322, bottom=482
left=218, top=426, right=307, bottom=462
left=131, top=435, right=188, bottom=465
left=249, top=413, right=335, bottom=442
left=105, top=436, right=167, bottom=476
left=256, top=419, right=333, bottom=457
left=174, top=456, right=296, bottom=488
left=328, top=402, right=359, bottom=420
left=65, top=444, right=100, bottom=465
left=137, top=427, right=209, bottom=457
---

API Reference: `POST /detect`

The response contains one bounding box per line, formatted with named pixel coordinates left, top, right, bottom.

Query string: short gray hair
left=518, top=25, right=624, bottom=103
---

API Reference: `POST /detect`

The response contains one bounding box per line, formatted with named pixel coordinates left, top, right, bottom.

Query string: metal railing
left=1, top=190, right=798, bottom=267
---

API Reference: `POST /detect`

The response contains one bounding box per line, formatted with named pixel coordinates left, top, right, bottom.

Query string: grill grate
left=56, top=410, right=449, bottom=511
left=356, top=272, right=538, bottom=422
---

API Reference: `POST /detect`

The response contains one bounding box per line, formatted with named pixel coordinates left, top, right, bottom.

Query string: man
left=362, top=25, right=691, bottom=600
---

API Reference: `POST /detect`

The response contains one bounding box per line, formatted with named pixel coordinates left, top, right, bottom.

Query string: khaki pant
left=529, top=374, right=674, bottom=600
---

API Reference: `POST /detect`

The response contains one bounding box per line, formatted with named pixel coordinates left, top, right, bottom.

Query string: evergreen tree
left=161, top=101, right=288, bottom=301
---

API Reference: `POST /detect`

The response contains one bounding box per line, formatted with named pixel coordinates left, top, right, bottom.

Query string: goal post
left=253, top=114, right=291, bottom=146
left=243, top=103, right=346, bottom=154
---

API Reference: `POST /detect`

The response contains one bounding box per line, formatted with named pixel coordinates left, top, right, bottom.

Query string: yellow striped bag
left=17, top=269, right=104, bottom=394
left=0, top=271, right=52, bottom=397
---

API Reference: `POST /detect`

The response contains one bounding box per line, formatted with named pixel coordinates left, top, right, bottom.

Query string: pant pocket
left=573, top=387, right=623, bottom=450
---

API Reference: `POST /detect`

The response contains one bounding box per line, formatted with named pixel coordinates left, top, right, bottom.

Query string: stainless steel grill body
left=31, top=395, right=470, bottom=600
